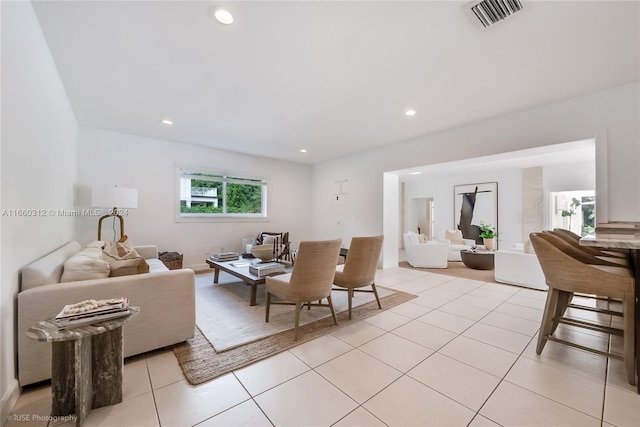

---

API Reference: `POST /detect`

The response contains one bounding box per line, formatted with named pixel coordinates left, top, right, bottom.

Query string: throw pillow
left=102, top=235, right=147, bottom=277
left=86, top=240, right=105, bottom=249
left=262, top=234, right=283, bottom=245
left=60, top=248, right=110, bottom=282
left=407, top=232, right=420, bottom=245
left=445, top=229, right=464, bottom=244
left=418, top=234, right=427, bottom=243
left=102, top=235, right=139, bottom=260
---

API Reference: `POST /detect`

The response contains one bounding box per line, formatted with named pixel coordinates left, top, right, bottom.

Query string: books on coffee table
left=249, top=262, right=285, bottom=277
left=210, top=252, right=240, bottom=261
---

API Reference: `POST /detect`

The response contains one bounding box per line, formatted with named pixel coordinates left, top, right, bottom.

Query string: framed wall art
left=453, top=182, right=498, bottom=245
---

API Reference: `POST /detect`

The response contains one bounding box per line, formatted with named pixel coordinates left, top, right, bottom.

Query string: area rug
left=173, top=284, right=416, bottom=385
left=195, top=271, right=394, bottom=351
left=399, top=260, right=499, bottom=284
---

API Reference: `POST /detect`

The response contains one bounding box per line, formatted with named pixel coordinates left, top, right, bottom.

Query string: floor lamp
left=91, top=186, right=138, bottom=241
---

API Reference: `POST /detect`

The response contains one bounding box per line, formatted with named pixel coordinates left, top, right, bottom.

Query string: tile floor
left=7, top=267, right=640, bottom=427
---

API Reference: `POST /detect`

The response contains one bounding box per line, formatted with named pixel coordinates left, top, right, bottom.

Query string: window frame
left=175, top=164, right=268, bottom=223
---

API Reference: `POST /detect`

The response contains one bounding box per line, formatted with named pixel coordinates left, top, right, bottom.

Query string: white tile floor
left=7, top=267, right=640, bottom=427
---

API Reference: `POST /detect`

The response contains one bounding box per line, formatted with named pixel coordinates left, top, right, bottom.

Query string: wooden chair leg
left=537, top=287, right=559, bottom=354
left=551, top=291, right=571, bottom=334
left=294, top=303, right=301, bottom=340
left=348, top=289, right=353, bottom=320
left=265, top=292, right=271, bottom=322
left=623, top=293, right=636, bottom=385
left=371, top=283, right=382, bottom=309
left=327, top=296, right=338, bottom=325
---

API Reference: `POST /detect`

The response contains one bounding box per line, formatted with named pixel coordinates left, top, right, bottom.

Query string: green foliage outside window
left=179, top=171, right=265, bottom=216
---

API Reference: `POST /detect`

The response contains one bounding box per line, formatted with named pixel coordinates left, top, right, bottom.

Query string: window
left=550, top=190, right=595, bottom=236
left=177, top=166, right=267, bottom=220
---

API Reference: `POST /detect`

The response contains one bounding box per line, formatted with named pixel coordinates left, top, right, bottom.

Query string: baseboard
left=1, top=379, right=20, bottom=427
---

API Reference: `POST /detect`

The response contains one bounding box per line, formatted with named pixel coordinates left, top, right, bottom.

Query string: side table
left=26, top=307, right=140, bottom=426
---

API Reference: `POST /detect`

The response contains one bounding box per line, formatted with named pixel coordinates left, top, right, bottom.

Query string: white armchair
left=437, top=229, right=476, bottom=262
left=494, top=244, right=547, bottom=290
left=403, top=232, right=448, bottom=268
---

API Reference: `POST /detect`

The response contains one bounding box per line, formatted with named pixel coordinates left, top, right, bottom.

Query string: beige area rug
left=399, top=260, right=500, bottom=284
left=173, top=274, right=416, bottom=385
left=195, top=272, right=397, bottom=351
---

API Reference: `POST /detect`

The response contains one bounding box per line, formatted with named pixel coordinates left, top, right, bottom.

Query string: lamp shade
left=91, top=186, right=138, bottom=209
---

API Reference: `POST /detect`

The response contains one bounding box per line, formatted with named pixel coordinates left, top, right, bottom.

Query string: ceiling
left=32, top=1, right=639, bottom=165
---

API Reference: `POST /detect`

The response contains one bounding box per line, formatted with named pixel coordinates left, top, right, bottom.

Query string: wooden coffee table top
left=206, top=258, right=292, bottom=305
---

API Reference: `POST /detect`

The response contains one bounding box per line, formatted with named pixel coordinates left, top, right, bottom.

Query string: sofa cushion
left=445, top=229, right=464, bottom=244
left=60, top=248, right=111, bottom=282
left=21, top=241, right=83, bottom=290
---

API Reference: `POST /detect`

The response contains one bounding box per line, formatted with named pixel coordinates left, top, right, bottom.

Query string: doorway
left=408, top=197, right=435, bottom=240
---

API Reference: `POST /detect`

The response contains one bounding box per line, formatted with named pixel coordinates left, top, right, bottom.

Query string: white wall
left=402, top=160, right=596, bottom=252
left=75, top=128, right=313, bottom=269
left=1, top=1, right=78, bottom=420
left=311, top=82, right=640, bottom=262
left=404, top=169, right=522, bottom=251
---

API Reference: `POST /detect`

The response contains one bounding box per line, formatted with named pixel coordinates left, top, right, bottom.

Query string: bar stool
left=530, top=232, right=636, bottom=385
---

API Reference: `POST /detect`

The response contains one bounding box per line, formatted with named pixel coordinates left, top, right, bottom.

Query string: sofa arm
left=134, top=245, right=159, bottom=260
left=17, top=268, right=195, bottom=386
left=462, top=239, right=476, bottom=246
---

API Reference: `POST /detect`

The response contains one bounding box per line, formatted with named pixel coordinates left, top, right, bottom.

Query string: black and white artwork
left=454, top=182, right=498, bottom=245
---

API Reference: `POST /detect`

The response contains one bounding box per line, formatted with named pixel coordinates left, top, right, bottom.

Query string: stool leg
left=624, top=293, right=636, bottom=385
left=537, top=287, right=559, bottom=354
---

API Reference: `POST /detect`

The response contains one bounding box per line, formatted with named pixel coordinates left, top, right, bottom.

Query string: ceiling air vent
left=470, top=0, right=524, bottom=28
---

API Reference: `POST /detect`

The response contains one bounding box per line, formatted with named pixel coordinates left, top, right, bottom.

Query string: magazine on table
left=54, top=297, right=130, bottom=329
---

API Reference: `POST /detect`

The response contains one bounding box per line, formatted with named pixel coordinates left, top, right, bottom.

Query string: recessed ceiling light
left=405, top=109, right=416, bottom=116
left=300, top=149, right=307, bottom=153
left=211, top=8, right=234, bottom=25
left=409, top=172, right=421, bottom=175
left=161, top=119, right=173, bottom=125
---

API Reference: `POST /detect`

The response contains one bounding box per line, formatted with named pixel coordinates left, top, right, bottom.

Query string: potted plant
left=478, top=222, right=497, bottom=251
left=561, top=197, right=581, bottom=230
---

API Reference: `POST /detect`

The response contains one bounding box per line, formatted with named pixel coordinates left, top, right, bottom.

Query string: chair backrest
left=340, top=236, right=384, bottom=287
left=529, top=232, right=631, bottom=296
left=288, top=238, right=342, bottom=299
left=539, top=230, right=612, bottom=266
left=551, top=228, right=606, bottom=257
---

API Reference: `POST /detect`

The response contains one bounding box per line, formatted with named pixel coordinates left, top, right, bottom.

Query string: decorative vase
left=483, top=238, right=495, bottom=251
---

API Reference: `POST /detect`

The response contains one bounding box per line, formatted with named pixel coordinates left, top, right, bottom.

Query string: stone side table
left=27, top=307, right=140, bottom=426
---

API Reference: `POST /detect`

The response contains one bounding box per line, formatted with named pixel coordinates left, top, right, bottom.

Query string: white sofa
left=17, top=241, right=196, bottom=386
left=494, top=245, right=547, bottom=291
left=437, top=230, right=476, bottom=262
left=403, top=232, right=449, bottom=268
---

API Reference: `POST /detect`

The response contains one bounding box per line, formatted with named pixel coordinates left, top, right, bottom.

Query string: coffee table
left=206, top=259, right=291, bottom=306
left=460, top=250, right=495, bottom=270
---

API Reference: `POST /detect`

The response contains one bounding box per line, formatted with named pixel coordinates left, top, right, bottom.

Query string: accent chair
left=333, top=235, right=384, bottom=319
left=265, top=238, right=341, bottom=340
